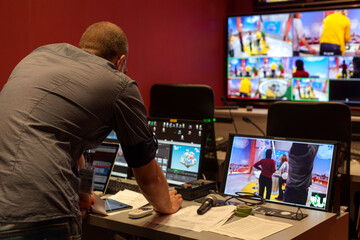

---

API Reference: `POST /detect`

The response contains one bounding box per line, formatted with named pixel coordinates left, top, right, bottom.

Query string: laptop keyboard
left=107, top=178, right=141, bottom=194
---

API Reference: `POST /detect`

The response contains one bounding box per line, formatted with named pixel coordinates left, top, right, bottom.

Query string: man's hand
left=165, top=189, right=183, bottom=214
left=77, top=154, right=85, bottom=168
left=79, top=192, right=93, bottom=219
left=133, top=159, right=183, bottom=214
left=308, top=47, right=316, bottom=54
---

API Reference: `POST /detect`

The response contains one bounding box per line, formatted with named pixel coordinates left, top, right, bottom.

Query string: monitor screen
left=148, top=118, right=206, bottom=186
left=221, top=134, right=338, bottom=211
left=227, top=7, right=360, bottom=106
left=86, top=142, right=119, bottom=193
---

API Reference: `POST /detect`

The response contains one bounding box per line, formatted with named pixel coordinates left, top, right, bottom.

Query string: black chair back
left=150, top=84, right=214, bottom=120
left=267, top=101, right=351, bottom=214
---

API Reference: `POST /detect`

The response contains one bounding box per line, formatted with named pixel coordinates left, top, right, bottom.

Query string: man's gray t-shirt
left=0, top=43, right=157, bottom=225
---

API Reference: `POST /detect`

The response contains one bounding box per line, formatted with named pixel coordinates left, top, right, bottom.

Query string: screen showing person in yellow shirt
left=239, top=78, right=252, bottom=97
left=319, top=10, right=351, bottom=56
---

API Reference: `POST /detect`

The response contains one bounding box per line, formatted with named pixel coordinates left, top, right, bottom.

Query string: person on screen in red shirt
left=253, top=149, right=276, bottom=200
left=293, top=59, right=309, bottom=78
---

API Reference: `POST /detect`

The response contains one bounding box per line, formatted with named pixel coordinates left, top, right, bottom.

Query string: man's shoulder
left=33, top=43, right=77, bottom=54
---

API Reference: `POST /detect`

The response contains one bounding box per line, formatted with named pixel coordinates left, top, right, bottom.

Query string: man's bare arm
left=132, top=159, right=183, bottom=214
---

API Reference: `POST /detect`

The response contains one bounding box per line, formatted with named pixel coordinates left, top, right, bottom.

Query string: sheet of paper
left=107, top=189, right=148, bottom=210
left=208, top=215, right=293, bottom=240
left=151, top=205, right=236, bottom=232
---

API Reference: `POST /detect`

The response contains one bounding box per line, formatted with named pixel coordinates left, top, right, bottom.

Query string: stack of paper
left=151, top=205, right=236, bottom=232
left=108, top=189, right=149, bottom=210
left=208, top=215, right=293, bottom=240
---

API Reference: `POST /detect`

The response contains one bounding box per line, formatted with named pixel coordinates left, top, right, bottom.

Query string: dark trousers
left=319, top=43, right=341, bottom=56
left=283, top=186, right=308, bottom=205
left=0, top=218, right=81, bottom=240
left=259, top=175, right=272, bottom=200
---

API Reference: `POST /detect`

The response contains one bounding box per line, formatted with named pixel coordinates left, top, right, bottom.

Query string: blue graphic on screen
left=263, top=21, right=281, bottom=35
left=229, top=138, right=251, bottom=166
left=348, top=9, right=360, bottom=37
left=170, top=145, right=200, bottom=173
left=242, top=16, right=260, bottom=32
left=228, top=17, right=237, bottom=33
left=301, top=11, right=324, bottom=39
left=313, top=144, right=333, bottom=176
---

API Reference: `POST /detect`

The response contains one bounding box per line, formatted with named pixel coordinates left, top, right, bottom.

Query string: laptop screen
left=220, top=134, right=338, bottom=211
left=105, top=131, right=129, bottom=179
left=86, top=142, right=119, bottom=193
left=148, top=118, right=206, bottom=186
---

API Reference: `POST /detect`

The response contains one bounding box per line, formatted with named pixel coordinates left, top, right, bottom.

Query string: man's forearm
left=132, top=159, right=174, bottom=213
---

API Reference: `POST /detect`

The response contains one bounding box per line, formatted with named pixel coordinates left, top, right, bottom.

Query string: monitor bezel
left=220, top=133, right=340, bottom=212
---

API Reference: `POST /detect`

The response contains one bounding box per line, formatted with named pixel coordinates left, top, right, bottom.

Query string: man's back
left=0, top=43, right=135, bottom=223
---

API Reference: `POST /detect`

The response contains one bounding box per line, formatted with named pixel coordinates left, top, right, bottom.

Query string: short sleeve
left=112, top=79, right=157, bottom=168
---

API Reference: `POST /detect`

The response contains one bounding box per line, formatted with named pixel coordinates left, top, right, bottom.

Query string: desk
left=83, top=201, right=348, bottom=240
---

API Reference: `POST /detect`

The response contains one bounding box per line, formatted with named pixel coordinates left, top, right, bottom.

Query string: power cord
left=209, top=190, right=265, bottom=206
left=225, top=191, right=265, bottom=206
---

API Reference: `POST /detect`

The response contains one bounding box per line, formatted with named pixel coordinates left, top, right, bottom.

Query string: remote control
left=128, top=207, right=153, bottom=219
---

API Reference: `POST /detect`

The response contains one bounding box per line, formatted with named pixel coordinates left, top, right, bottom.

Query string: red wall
left=0, top=0, right=253, bottom=110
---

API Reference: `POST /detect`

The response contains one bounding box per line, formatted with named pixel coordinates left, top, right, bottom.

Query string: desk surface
left=84, top=200, right=348, bottom=240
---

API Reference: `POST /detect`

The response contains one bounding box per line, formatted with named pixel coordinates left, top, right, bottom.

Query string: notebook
left=85, top=142, right=119, bottom=196
left=220, top=134, right=339, bottom=212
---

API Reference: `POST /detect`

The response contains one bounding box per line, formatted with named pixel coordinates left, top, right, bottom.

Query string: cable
left=242, top=116, right=266, bottom=136
left=224, top=191, right=265, bottom=206
left=220, top=96, right=238, bottom=133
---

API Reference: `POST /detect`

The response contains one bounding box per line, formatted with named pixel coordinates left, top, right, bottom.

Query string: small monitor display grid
left=221, top=134, right=337, bottom=211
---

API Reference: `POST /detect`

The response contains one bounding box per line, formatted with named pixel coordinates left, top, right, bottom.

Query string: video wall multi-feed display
left=227, top=8, right=360, bottom=105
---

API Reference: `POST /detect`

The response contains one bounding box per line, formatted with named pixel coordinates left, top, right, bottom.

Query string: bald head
left=79, top=21, right=128, bottom=61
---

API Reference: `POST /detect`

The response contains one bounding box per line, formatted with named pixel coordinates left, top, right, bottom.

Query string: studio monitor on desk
left=149, top=84, right=218, bottom=181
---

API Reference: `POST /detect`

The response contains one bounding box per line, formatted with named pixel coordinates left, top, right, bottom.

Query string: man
left=253, top=149, right=276, bottom=200
left=292, top=13, right=316, bottom=56
left=283, top=143, right=319, bottom=205
left=293, top=59, right=309, bottom=78
left=0, top=21, right=182, bottom=238
left=319, top=10, right=351, bottom=56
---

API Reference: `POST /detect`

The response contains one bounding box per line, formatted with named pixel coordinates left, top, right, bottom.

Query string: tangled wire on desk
left=225, top=191, right=265, bottom=206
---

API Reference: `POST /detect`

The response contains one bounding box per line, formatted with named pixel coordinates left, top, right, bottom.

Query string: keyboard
left=107, top=178, right=141, bottom=194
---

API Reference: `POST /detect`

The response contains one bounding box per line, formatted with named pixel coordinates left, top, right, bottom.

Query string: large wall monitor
left=227, top=7, right=360, bottom=107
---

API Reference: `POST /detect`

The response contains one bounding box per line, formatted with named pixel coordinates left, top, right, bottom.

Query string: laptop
left=85, top=142, right=119, bottom=196
left=220, top=134, right=339, bottom=212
